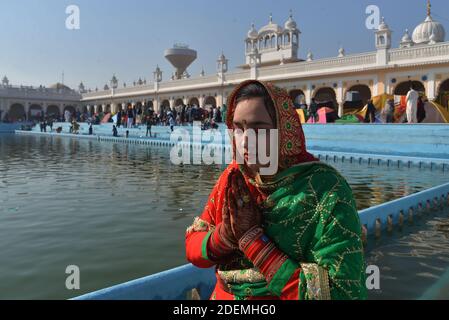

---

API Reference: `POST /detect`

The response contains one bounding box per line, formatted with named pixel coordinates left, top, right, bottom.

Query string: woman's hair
left=234, top=83, right=277, bottom=126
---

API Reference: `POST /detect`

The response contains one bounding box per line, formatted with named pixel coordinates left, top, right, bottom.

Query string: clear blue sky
left=1, top=0, right=448, bottom=90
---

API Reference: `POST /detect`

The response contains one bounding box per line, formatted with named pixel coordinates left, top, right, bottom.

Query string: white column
left=336, top=81, right=344, bottom=117
left=154, top=99, right=160, bottom=114
left=199, top=96, right=204, bottom=108
left=305, top=84, right=312, bottom=105
left=250, top=64, right=257, bottom=80
left=385, top=75, right=392, bottom=95
left=94, top=105, right=98, bottom=114
left=372, top=76, right=379, bottom=96
left=222, top=92, right=228, bottom=106
left=427, top=73, right=436, bottom=101
left=25, top=103, right=30, bottom=120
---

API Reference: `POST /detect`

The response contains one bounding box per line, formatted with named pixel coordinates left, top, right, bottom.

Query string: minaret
left=375, top=17, right=392, bottom=65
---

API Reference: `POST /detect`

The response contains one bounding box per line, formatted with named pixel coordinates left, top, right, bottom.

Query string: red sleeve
left=240, top=229, right=302, bottom=299
left=185, top=171, right=226, bottom=268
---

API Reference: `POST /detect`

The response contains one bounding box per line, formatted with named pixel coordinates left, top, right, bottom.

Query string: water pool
left=1, top=134, right=448, bottom=299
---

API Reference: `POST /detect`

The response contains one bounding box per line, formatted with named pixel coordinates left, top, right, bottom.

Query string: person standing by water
left=116, top=110, right=122, bottom=128
left=127, top=106, right=134, bottom=128
left=365, top=99, right=376, bottom=123
left=406, top=86, right=419, bottom=123
left=417, top=96, right=426, bottom=123
left=308, top=98, right=318, bottom=123
left=185, top=80, right=366, bottom=300
left=146, top=115, right=153, bottom=137
left=47, top=117, right=53, bottom=132
left=168, top=111, right=175, bottom=132
left=383, top=99, right=395, bottom=123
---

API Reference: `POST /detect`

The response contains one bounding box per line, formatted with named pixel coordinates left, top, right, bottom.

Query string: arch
left=64, top=105, right=76, bottom=114
left=264, top=35, right=270, bottom=48
left=29, top=104, right=43, bottom=120
left=204, top=96, right=217, bottom=108
left=47, top=105, right=60, bottom=117
left=345, top=84, right=372, bottom=107
left=161, top=99, right=170, bottom=114
left=104, top=104, right=111, bottom=113
left=188, top=97, right=199, bottom=107
left=175, top=98, right=184, bottom=107
left=393, top=80, right=425, bottom=96
left=284, top=33, right=290, bottom=45
left=145, top=101, right=154, bottom=112
left=313, top=87, right=337, bottom=109
left=289, top=89, right=306, bottom=107
left=82, top=105, right=88, bottom=113
left=270, top=35, right=275, bottom=48
left=437, top=78, right=449, bottom=108
left=378, top=35, right=385, bottom=46
left=9, top=103, right=26, bottom=122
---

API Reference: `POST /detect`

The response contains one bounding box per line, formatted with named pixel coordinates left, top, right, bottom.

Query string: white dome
left=259, top=14, right=282, bottom=34
left=412, top=15, right=445, bottom=44
left=378, top=17, right=390, bottom=31
left=247, top=23, right=258, bottom=39
left=284, top=13, right=297, bottom=30
left=401, top=29, right=412, bottom=42
left=259, top=23, right=282, bottom=34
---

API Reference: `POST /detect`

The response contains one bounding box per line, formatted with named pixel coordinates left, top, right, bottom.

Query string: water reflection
left=366, top=209, right=449, bottom=299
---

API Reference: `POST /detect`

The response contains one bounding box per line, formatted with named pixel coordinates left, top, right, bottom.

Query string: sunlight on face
left=232, top=97, right=277, bottom=176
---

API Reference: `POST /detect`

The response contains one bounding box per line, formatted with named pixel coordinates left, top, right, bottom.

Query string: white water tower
left=164, top=43, right=197, bottom=80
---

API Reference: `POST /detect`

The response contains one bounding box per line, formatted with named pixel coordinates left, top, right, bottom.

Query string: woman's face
left=233, top=97, right=276, bottom=176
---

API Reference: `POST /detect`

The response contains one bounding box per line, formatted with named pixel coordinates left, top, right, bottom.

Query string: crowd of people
left=2, top=102, right=226, bottom=135
left=0, top=88, right=431, bottom=130
left=114, top=103, right=225, bottom=133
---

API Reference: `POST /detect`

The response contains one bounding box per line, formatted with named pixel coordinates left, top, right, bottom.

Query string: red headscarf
left=226, top=80, right=317, bottom=173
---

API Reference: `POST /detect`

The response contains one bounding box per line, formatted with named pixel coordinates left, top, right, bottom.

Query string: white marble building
left=2, top=2, right=449, bottom=120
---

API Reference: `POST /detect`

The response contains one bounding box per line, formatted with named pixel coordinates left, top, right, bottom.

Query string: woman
left=185, top=80, right=366, bottom=300
left=382, top=99, right=395, bottom=123
left=417, top=97, right=426, bottom=123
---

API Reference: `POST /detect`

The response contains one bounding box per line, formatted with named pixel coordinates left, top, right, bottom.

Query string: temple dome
left=49, top=83, right=71, bottom=90
left=259, top=14, right=282, bottom=34
left=412, top=15, right=445, bottom=44
left=247, top=23, right=258, bottom=39
left=284, top=13, right=297, bottom=30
